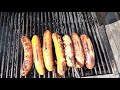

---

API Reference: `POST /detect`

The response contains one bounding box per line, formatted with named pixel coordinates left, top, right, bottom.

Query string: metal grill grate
left=0, top=12, right=114, bottom=78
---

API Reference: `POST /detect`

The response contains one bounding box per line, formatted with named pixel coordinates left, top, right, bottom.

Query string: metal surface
left=0, top=12, right=117, bottom=78
left=105, top=20, right=120, bottom=76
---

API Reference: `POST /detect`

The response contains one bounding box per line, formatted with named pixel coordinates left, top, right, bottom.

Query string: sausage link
left=52, top=32, right=66, bottom=76
left=63, top=35, right=75, bottom=67
left=32, top=35, right=45, bottom=75
left=80, top=34, right=95, bottom=69
left=20, top=36, right=33, bottom=76
left=43, top=30, right=54, bottom=71
left=71, top=33, right=85, bottom=68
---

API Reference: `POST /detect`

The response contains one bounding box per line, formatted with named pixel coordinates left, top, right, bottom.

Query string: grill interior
left=0, top=12, right=114, bottom=78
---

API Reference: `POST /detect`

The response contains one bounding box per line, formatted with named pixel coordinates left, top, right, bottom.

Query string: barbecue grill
left=0, top=12, right=119, bottom=78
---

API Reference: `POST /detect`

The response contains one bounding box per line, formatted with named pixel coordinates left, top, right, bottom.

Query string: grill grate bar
left=0, top=13, right=9, bottom=78
left=0, top=13, right=4, bottom=57
left=10, top=13, right=17, bottom=78
left=0, top=13, right=6, bottom=60
left=0, top=13, right=6, bottom=78
left=15, top=13, right=21, bottom=78
left=5, top=13, right=11, bottom=78
left=5, top=14, right=13, bottom=78
left=14, top=13, right=19, bottom=78
left=1, top=13, right=9, bottom=78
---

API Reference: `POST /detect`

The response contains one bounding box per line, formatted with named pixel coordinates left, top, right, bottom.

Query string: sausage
left=43, top=30, right=54, bottom=71
left=32, top=35, right=45, bottom=75
left=52, top=32, right=66, bottom=76
left=20, top=36, right=33, bottom=76
left=71, top=32, right=85, bottom=68
left=63, top=35, right=75, bottom=67
left=80, top=34, right=95, bottom=69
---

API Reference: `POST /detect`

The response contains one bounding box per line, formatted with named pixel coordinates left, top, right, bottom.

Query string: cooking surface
left=0, top=12, right=115, bottom=78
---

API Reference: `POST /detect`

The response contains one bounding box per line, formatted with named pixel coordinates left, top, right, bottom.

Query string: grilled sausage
left=20, top=36, right=33, bottom=76
left=52, top=32, right=66, bottom=76
left=71, top=32, right=85, bottom=68
left=80, top=34, right=95, bottom=69
left=32, top=35, right=45, bottom=75
left=43, top=30, right=54, bottom=71
left=63, top=35, right=75, bottom=67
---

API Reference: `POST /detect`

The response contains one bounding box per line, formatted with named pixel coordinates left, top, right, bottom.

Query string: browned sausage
left=20, top=36, right=33, bottom=76
left=52, top=32, right=66, bottom=76
left=43, top=30, right=54, bottom=71
left=71, top=32, right=85, bottom=68
left=32, top=35, right=45, bottom=75
left=63, top=35, right=75, bottom=67
left=80, top=34, right=95, bottom=69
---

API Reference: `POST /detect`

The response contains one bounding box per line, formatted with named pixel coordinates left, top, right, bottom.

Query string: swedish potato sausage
left=32, top=35, right=45, bottom=75
left=52, top=32, right=66, bottom=76
left=43, top=30, right=54, bottom=71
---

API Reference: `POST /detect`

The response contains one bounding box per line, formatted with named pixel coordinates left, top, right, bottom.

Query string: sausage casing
left=71, top=33, right=85, bottom=68
left=43, top=30, right=54, bottom=71
left=20, top=36, right=33, bottom=76
left=63, top=35, right=75, bottom=67
left=32, top=35, right=45, bottom=75
left=52, top=32, right=66, bottom=76
left=80, top=34, right=95, bottom=69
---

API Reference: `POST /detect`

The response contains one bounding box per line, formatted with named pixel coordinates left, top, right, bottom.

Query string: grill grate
left=0, top=12, right=114, bottom=78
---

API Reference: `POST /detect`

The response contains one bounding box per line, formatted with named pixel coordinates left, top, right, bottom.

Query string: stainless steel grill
left=0, top=12, right=118, bottom=78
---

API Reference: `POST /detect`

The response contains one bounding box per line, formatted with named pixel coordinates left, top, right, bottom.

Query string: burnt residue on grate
left=0, top=12, right=115, bottom=78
